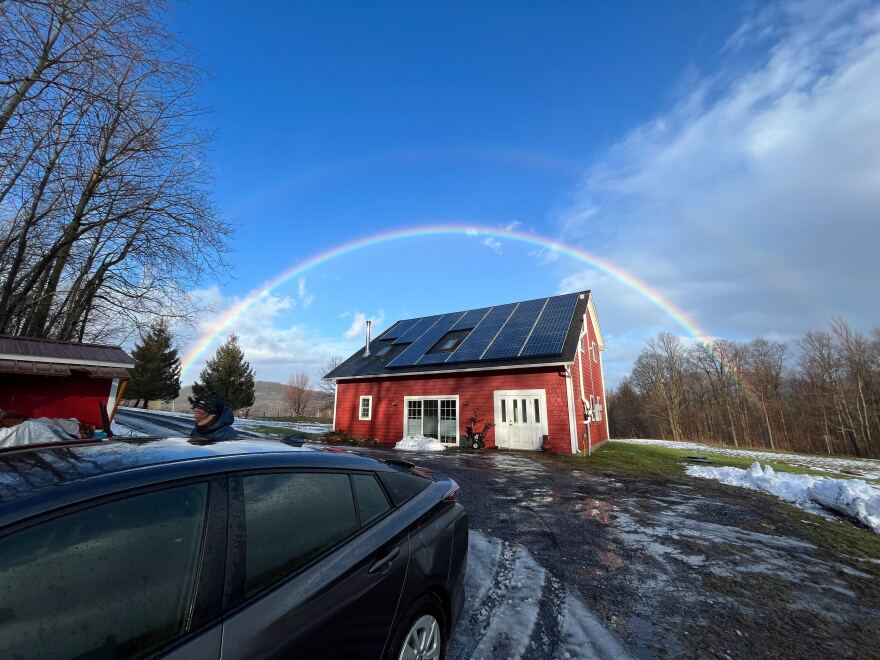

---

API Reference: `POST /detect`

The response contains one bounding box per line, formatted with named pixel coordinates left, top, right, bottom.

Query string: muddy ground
left=364, top=446, right=880, bottom=659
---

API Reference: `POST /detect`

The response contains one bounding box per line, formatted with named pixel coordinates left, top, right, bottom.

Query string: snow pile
left=617, top=438, right=880, bottom=481
left=394, top=435, right=447, bottom=452
left=687, top=461, right=880, bottom=534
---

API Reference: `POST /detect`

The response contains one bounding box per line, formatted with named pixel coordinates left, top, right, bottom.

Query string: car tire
left=386, top=593, right=446, bottom=660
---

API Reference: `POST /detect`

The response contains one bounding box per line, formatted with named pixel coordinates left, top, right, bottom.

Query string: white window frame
left=590, top=340, right=599, bottom=363
left=358, top=395, right=372, bottom=421
left=402, top=395, right=459, bottom=444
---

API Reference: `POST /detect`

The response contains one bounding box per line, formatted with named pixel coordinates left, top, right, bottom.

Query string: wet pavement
left=361, top=447, right=880, bottom=659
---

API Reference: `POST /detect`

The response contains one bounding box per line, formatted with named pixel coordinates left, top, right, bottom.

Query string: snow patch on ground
left=686, top=461, right=880, bottom=534
left=447, top=531, right=629, bottom=659
left=394, top=435, right=447, bottom=451
left=617, top=438, right=880, bottom=481
left=110, top=419, right=145, bottom=437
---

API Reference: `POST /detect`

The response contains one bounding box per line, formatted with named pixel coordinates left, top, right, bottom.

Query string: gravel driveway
left=361, top=446, right=880, bottom=659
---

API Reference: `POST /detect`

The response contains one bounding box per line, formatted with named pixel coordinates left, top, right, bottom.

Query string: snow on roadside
left=617, top=438, right=880, bottom=481
left=116, top=407, right=331, bottom=436
left=686, top=461, right=880, bottom=534
left=110, top=419, right=145, bottom=437
left=394, top=435, right=447, bottom=451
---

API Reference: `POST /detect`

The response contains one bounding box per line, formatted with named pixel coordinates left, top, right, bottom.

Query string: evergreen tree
left=127, top=321, right=182, bottom=407
left=191, top=334, right=256, bottom=411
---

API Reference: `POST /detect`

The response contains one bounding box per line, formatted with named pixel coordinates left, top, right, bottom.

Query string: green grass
left=558, top=441, right=840, bottom=479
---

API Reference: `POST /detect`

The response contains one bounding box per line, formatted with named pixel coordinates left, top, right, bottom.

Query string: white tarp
left=0, top=418, right=80, bottom=448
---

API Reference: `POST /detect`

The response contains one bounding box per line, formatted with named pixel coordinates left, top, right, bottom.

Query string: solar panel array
left=392, top=315, right=442, bottom=345
left=482, top=298, right=547, bottom=360
left=385, top=312, right=464, bottom=368
left=445, top=303, right=518, bottom=362
left=520, top=293, right=579, bottom=357
left=377, top=293, right=582, bottom=368
left=450, top=307, right=490, bottom=331
left=380, top=318, right=417, bottom=340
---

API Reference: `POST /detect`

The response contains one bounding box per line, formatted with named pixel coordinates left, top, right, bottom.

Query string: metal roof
left=0, top=335, right=133, bottom=373
left=326, top=291, right=591, bottom=380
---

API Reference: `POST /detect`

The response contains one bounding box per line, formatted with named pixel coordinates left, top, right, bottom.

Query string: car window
left=0, top=483, right=208, bottom=660
left=377, top=470, right=431, bottom=506
left=243, top=472, right=358, bottom=597
left=351, top=473, right=391, bottom=526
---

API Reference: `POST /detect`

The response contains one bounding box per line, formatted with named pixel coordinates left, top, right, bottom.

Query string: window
left=591, top=341, right=599, bottom=363
left=427, top=330, right=470, bottom=354
left=534, top=399, right=541, bottom=424
left=0, top=484, right=208, bottom=659
left=405, top=396, right=458, bottom=443
left=359, top=395, right=372, bottom=420
left=243, top=472, right=358, bottom=597
left=501, top=399, right=507, bottom=423
left=375, top=344, right=392, bottom=357
left=406, top=400, right=422, bottom=436
left=351, top=474, right=391, bottom=526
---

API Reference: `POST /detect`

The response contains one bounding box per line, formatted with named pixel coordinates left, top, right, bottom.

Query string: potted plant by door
left=463, top=413, right=493, bottom=449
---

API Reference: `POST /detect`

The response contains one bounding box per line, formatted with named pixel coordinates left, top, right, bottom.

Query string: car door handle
left=368, top=547, right=400, bottom=574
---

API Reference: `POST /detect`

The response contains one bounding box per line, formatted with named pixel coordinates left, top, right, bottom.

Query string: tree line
left=0, top=0, right=229, bottom=343
left=608, top=319, right=880, bottom=458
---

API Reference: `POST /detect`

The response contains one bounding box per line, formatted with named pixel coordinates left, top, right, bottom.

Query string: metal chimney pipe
left=364, top=319, right=372, bottom=357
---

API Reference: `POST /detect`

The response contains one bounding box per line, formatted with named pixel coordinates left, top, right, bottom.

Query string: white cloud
left=559, top=0, right=880, bottom=350
left=297, top=277, right=315, bottom=308
left=465, top=226, right=479, bottom=236
left=482, top=237, right=503, bottom=254
left=343, top=311, right=386, bottom=340
left=503, top=220, right=523, bottom=231
left=182, top=288, right=358, bottom=383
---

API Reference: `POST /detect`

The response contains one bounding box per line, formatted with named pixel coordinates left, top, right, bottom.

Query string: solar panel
left=445, top=303, right=516, bottom=363
left=386, top=313, right=463, bottom=367
left=392, top=315, right=442, bottom=345
left=380, top=318, right=417, bottom=340
left=415, top=352, right=452, bottom=365
left=482, top=298, right=548, bottom=360
left=520, top=293, right=579, bottom=357
left=451, top=307, right=490, bottom=331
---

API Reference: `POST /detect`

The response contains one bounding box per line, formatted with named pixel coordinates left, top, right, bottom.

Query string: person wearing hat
left=188, top=392, right=237, bottom=440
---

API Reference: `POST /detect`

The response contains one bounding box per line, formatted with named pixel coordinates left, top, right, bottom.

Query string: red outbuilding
left=0, top=335, right=133, bottom=428
left=326, top=291, right=608, bottom=454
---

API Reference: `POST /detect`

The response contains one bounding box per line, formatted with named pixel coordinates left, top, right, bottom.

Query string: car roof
left=0, top=437, right=393, bottom=525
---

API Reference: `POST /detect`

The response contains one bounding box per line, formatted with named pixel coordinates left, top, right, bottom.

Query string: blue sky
left=171, top=1, right=880, bottom=385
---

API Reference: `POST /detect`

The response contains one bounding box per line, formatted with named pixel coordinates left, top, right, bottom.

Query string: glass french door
left=405, top=397, right=458, bottom=443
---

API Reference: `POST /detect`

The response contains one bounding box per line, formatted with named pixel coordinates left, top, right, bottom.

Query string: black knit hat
left=188, top=391, right=226, bottom=415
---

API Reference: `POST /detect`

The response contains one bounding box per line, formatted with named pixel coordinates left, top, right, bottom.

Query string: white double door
left=493, top=390, right=547, bottom=450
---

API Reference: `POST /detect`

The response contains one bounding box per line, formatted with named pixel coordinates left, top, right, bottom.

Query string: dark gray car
left=0, top=437, right=468, bottom=659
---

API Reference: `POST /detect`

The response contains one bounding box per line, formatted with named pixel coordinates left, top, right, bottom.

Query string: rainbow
left=180, top=224, right=711, bottom=379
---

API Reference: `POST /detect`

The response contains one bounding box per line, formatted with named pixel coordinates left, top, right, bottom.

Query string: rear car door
left=221, top=469, right=410, bottom=659
left=0, top=477, right=227, bottom=659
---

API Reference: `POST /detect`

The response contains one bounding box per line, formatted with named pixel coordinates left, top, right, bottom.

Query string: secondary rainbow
left=180, top=224, right=711, bottom=379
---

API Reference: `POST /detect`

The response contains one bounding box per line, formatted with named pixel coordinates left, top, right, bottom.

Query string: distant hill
left=135, top=381, right=334, bottom=419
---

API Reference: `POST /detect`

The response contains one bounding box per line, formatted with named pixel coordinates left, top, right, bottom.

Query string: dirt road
left=363, top=447, right=880, bottom=659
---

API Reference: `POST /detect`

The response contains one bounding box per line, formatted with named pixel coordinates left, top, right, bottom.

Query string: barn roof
left=326, top=291, right=595, bottom=380
left=0, top=335, right=134, bottom=378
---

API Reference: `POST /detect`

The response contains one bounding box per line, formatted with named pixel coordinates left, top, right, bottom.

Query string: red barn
left=0, top=335, right=133, bottom=428
left=326, top=291, right=608, bottom=454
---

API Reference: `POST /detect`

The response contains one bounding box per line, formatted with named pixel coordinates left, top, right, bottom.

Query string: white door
left=493, top=391, right=546, bottom=450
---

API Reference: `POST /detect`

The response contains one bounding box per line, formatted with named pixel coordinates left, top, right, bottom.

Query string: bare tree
left=318, top=355, right=343, bottom=395
left=613, top=320, right=880, bottom=458
left=0, top=0, right=229, bottom=343
left=283, top=373, right=313, bottom=418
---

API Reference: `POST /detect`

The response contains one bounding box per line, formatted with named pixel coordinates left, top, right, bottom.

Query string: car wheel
left=388, top=593, right=445, bottom=660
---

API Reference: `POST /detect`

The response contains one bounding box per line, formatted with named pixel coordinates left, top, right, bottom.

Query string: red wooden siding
left=336, top=367, right=576, bottom=453
left=0, top=373, right=114, bottom=427
left=569, top=313, right=608, bottom=450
